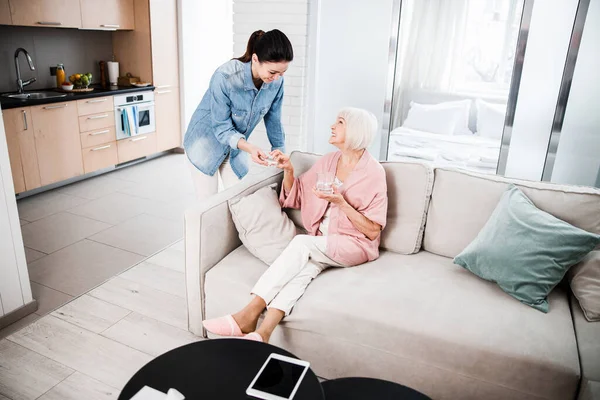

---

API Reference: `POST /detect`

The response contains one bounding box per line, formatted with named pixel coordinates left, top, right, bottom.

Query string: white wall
left=178, top=0, right=233, bottom=131
left=550, top=0, right=600, bottom=187
left=232, top=0, right=310, bottom=153
left=503, top=0, right=579, bottom=180
left=0, top=110, right=33, bottom=317
left=307, top=0, right=395, bottom=157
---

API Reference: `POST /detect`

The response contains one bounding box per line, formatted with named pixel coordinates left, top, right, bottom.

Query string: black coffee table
left=118, top=339, right=324, bottom=400
left=322, top=377, right=432, bottom=399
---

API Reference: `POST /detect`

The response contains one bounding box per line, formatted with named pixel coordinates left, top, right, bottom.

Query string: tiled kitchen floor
left=0, top=153, right=197, bottom=339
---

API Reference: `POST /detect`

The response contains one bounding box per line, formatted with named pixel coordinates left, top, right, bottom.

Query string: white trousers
left=251, top=235, right=345, bottom=316
left=187, top=155, right=241, bottom=202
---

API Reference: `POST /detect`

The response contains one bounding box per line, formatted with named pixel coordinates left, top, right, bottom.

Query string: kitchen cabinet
left=117, top=133, right=157, bottom=163
left=112, top=0, right=152, bottom=83
left=9, top=0, right=82, bottom=29
left=76, top=97, right=114, bottom=116
left=3, top=109, right=26, bottom=194
left=0, top=0, right=12, bottom=25
left=112, top=0, right=182, bottom=151
left=80, top=0, right=134, bottom=30
left=2, top=107, right=41, bottom=193
left=80, top=126, right=117, bottom=149
left=78, top=112, right=113, bottom=133
left=149, top=0, right=179, bottom=88
left=82, top=141, right=118, bottom=173
left=155, top=87, right=181, bottom=152
left=31, top=102, right=83, bottom=186
left=149, top=0, right=180, bottom=149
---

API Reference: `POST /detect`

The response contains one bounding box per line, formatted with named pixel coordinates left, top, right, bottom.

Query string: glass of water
left=316, top=172, right=334, bottom=194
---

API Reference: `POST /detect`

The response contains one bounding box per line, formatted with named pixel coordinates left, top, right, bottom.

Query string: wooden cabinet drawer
left=78, top=112, right=114, bottom=132
left=77, top=97, right=114, bottom=116
left=117, top=134, right=157, bottom=163
left=80, top=126, right=117, bottom=149
left=82, top=142, right=118, bottom=173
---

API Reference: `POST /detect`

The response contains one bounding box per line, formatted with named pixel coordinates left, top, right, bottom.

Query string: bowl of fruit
left=69, top=73, right=93, bottom=90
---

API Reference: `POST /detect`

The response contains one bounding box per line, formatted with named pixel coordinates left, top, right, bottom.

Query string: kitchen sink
left=1, top=92, right=67, bottom=100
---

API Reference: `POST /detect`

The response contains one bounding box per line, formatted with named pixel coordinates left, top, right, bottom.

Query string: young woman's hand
left=270, top=150, right=293, bottom=172
left=312, top=186, right=346, bottom=206
left=238, top=139, right=268, bottom=166
left=250, top=146, right=269, bottom=166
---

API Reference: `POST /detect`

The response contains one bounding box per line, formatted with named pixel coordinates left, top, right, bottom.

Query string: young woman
left=184, top=29, right=293, bottom=201
left=202, top=108, right=388, bottom=343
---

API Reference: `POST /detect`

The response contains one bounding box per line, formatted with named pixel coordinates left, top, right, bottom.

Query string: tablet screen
left=251, top=357, right=307, bottom=398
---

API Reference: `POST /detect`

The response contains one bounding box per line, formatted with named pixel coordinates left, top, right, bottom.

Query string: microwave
left=114, top=91, right=156, bottom=140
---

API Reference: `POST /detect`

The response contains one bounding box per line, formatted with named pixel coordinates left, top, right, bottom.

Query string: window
left=453, top=0, right=523, bottom=95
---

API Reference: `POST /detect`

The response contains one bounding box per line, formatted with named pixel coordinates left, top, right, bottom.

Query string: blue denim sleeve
left=209, top=72, right=245, bottom=149
left=264, top=82, right=286, bottom=152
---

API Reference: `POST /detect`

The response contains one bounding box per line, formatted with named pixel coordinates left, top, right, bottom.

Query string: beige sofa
left=184, top=151, right=600, bottom=400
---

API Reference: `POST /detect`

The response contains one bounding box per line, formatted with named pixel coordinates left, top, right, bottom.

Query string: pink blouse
left=280, top=151, right=388, bottom=266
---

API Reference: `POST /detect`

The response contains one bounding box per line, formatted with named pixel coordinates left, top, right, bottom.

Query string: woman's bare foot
left=254, top=308, right=285, bottom=343
left=231, top=311, right=258, bottom=334
left=231, top=296, right=267, bottom=334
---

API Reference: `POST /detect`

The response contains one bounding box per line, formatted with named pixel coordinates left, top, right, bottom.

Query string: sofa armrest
left=184, top=168, right=284, bottom=336
left=571, top=296, right=600, bottom=400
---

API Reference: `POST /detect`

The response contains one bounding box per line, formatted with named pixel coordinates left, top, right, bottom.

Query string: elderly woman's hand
left=271, top=150, right=293, bottom=172
left=312, top=186, right=346, bottom=206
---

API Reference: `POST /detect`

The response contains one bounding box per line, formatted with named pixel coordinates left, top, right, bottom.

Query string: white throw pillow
left=403, top=100, right=472, bottom=136
left=476, top=99, right=507, bottom=140
left=229, top=184, right=297, bottom=265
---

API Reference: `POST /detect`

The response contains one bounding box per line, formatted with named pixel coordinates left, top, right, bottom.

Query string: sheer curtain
left=391, top=0, right=469, bottom=128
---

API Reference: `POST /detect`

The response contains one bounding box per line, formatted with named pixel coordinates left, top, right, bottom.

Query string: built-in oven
left=114, top=91, right=155, bottom=140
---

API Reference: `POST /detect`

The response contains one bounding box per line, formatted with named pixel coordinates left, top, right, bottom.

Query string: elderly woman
left=203, top=107, right=388, bottom=343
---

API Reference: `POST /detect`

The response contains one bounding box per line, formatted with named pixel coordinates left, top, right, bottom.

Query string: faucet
left=14, top=48, right=36, bottom=94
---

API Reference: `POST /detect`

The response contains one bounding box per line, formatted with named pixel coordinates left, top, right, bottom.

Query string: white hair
left=337, top=107, right=378, bottom=150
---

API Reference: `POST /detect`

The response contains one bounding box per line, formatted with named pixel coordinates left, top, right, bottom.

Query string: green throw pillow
left=454, top=185, right=600, bottom=312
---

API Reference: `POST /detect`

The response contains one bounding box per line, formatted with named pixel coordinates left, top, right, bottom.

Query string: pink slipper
left=243, top=332, right=264, bottom=342
left=202, top=315, right=243, bottom=337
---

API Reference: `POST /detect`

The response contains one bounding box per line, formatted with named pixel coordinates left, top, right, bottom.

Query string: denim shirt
left=183, top=60, right=286, bottom=179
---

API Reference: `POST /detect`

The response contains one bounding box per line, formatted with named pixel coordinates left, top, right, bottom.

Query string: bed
left=387, top=127, right=501, bottom=174
left=387, top=89, right=506, bottom=174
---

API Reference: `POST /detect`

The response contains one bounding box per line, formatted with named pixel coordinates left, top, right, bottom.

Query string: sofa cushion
left=205, top=248, right=580, bottom=400
left=569, top=251, right=600, bottom=322
left=289, top=152, right=433, bottom=254
left=380, top=160, right=433, bottom=254
left=424, top=168, right=600, bottom=258
left=455, top=185, right=600, bottom=312
left=229, top=184, right=297, bottom=265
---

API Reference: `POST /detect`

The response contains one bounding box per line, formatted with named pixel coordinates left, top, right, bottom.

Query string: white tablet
left=246, top=353, right=311, bottom=400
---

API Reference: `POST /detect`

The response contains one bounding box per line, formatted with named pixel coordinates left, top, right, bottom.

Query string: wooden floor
left=0, top=240, right=203, bottom=400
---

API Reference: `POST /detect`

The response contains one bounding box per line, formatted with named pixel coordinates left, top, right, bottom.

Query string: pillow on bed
left=403, top=100, right=471, bottom=136
left=476, top=99, right=507, bottom=140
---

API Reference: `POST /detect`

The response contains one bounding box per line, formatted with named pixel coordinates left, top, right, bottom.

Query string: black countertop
left=0, top=85, right=155, bottom=110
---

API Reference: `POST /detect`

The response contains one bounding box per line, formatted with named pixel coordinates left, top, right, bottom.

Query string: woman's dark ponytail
left=235, top=29, right=293, bottom=64
left=236, top=30, right=265, bottom=63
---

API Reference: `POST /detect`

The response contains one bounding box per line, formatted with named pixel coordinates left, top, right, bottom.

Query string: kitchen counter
left=0, top=85, right=155, bottom=110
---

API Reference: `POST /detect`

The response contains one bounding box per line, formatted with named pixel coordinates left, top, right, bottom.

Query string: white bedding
left=387, top=127, right=501, bottom=174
